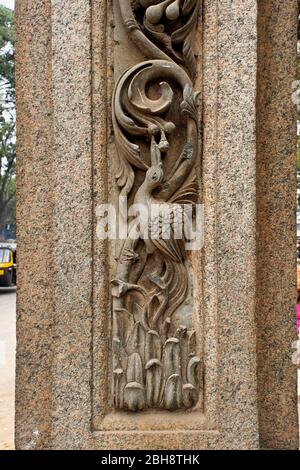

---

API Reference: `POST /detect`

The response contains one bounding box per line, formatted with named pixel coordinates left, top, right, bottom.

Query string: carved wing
left=151, top=231, right=186, bottom=263
left=168, top=170, right=198, bottom=206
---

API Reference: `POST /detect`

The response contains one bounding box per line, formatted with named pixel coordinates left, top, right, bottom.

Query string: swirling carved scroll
left=111, top=0, right=202, bottom=412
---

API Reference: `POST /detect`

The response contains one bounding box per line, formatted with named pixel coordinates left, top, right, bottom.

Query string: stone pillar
left=256, top=0, right=299, bottom=449
left=15, top=0, right=298, bottom=450
left=15, top=0, right=54, bottom=449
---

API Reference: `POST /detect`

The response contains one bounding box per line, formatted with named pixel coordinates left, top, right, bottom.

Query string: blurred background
left=0, top=0, right=15, bottom=451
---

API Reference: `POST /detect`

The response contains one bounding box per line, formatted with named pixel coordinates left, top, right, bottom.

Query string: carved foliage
left=111, top=0, right=202, bottom=411
left=133, top=0, right=201, bottom=81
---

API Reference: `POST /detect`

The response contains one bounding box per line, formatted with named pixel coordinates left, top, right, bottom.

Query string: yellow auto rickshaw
left=0, top=245, right=16, bottom=287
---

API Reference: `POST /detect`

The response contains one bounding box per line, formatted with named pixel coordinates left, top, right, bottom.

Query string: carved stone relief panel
left=111, top=0, right=202, bottom=412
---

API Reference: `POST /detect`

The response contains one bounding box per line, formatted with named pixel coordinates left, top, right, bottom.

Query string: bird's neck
left=134, top=182, right=153, bottom=205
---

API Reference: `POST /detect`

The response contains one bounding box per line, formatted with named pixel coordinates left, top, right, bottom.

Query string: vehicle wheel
left=0, top=270, right=13, bottom=287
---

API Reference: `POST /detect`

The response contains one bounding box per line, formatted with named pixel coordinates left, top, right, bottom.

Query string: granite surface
left=15, top=0, right=54, bottom=450
left=15, top=0, right=298, bottom=450
left=256, top=0, right=299, bottom=449
left=210, top=0, right=259, bottom=449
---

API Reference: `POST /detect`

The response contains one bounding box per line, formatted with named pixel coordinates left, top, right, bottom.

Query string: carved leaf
left=187, top=355, right=201, bottom=388
left=113, top=113, right=146, bottom=176
left=164, top=374, right=182, bottom=410
left=171, top=0, right=199, bottom=43
left=188, top=330, right=196, bottom=357
left=124, top=352, right=146, bottom=411
left=182, top=383, right=198, bottom=408
left=175, top=325, right=188, bottom=384
left=127, top=352, right=144, bottom=384
left=144, top=331, right=163, bottom=406
left=182, top=35, right=196, bottom=83
left=143, top=18, right=183, bottom=64
left=112, top=0, right=202, bottom=412
left=115, top=152, right=135, bottom=196
left=182, top=355, right=201, bottom=408
left=112, top=337, right=127, bottom=409
left=113, top=368, right=126, bottom=409
left=162, top=260, right=189, bottom=320
left=132, top=302, right=150, bottom=331
left=145, top=330, right=162, bottom=363
left=162, top=337, right=180, bottom=378
left=126, top=322, right=146, bottom=362
left=169, top=178, right=198, bottom=207
left=112, top=337, right=123, bottom=371
left=161, top=317, right=171, bottom=343
left=134, top=0, right=200, bottom=81
left=114, top=308, right=134, bottom=345
left=182, top=0, right=197, bottom=16
left=145, top=359, right=163, bottom=407
left=172, top=0, right=200, bottom=80
left=180, top=84, right=199, bottom=123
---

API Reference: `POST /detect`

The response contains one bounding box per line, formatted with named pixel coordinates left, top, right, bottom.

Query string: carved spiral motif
left=111, top=0, right=202, bottom=412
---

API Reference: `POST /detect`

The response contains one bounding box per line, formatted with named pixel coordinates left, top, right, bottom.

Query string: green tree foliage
left=0, top=5, right=15, bottom=240
left=0, top=5, right=14, bottom=100
left=297, top=0, right=300, bottom=173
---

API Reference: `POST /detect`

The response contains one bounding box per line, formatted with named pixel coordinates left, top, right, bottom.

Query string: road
left=0, top=287, right=16, bottom=450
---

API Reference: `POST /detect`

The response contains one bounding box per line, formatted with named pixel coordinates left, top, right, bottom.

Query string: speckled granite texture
left=256, top=0, right=299, bottom=449
left=15, top=0, right=298, bottom=450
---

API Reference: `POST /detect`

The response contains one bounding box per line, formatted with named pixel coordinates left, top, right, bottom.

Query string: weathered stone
left=15, top=0, right=298, bottom=450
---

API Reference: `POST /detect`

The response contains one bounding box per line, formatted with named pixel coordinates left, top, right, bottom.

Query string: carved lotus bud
left=124, top=353, right=146, bottom=411
left=182, top=383, right=198, bottom=408
left=181, top=356, right=201, bottom=408
left=145, top=1, right=173, bottom=25
left=187, top=355, right=201, bottom=388
left=124, top=382, right=146, bottom=411
left=166, top=0, right=180, bottom=21
left=164, top=373, right=182, bottom=410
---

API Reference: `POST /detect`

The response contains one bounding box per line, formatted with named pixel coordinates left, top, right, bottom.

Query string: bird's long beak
left=151, top=135, right=162, bottom=167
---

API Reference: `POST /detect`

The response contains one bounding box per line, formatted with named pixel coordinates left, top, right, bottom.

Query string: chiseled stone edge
left=256, top=0, right=299, bottom=449
left=15, top=0, right=54, bottom=450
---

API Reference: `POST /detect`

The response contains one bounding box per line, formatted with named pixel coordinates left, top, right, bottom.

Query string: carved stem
left=118, top=0, right=174, bottom=63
